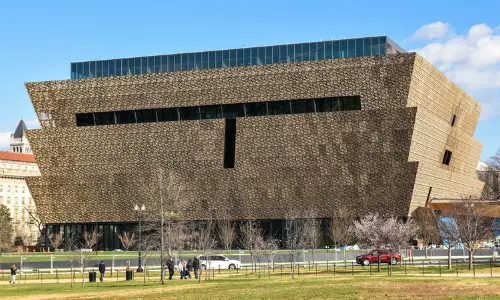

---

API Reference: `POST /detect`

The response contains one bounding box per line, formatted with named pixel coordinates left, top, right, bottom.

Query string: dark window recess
left=199, top=105, right=222, bottom=119
left=291, top=99, right=315, bottom=114
left=157, top=108, right=178, bottom=122
left=245, top=102, right=268, bottom=116
left=442, top=150, right=452, bottom=165
left=451, top=114, right=456, bottom=127
left=76, top=95, right=362, bottom=127
left=94, top=112, right=115, bottom=125
left=268, top=100, right=291, bottom=115
left=179, top=107, right=199, bottom=121
left=342, top=96, right=362, bottom=110
left=115, top=110, right=136, bottom=124
left=315, top=98, right=339, bottom=112
left=224, top=118, right=236, bottom=168
left=222, top=104, right=245, bottom=118
left=136, top=109, right=157, bottom=123
left=76, top=113, right=95, bottom=126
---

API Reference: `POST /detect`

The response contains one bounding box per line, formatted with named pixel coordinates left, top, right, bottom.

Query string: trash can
left=88, top=271, right=97, bottom=282
left=126, top=270, right=134, bottom=281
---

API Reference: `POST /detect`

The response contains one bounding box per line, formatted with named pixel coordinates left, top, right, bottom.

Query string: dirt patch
left=6, top=283, right=206, bottom=300
left=356, top=278, right=500, bottom=299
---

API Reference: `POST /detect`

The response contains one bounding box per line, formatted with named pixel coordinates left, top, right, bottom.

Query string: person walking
left=9, top=264, right=17, bottom=284
left=98, top=261, right=106, bottom=282
left=193, top=256, right=200, bottom=279
left=186, top=258, right=193, bottom=279
left=166, top=257, right=175, bottom=280
left=178, top=259, right=186, bottom=279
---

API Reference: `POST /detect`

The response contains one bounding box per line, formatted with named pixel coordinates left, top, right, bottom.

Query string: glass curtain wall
left=71, top=37, right=394, bottom=79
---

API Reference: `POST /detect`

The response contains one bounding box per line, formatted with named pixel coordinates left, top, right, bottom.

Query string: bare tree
left=64, top=237, right=79, bottom=288
left=193, top=216, right=217, bottom=281
left=240, top=220, right=264, bottom=273
left=82, top=230, right=101, bottom=251
left=284, top=213, right=307, bottom=279
left=139, top=169, right=187, bottom=284
left=330, top=208, right=356, bottom=261
left=216, top=208, right=236, bottom=253
left=49, top=233, right=63, bottom=251
left=412, top=207, right=440, bottom=259
left=23, top=204, right=44, bottom=243
left=262, top=237, right=279, bottom=279
left=118, top=231, right=136, bottom=251
left=437, top=215, right=461, bottom=269
left=477, top=150, right=500, bottom=200
left=302, top=209, right=322, bottom=265
left=448, top=198, right=497, bottom=269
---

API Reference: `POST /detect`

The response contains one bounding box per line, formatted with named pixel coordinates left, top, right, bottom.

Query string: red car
left=356, top=250, right=401, bottom=265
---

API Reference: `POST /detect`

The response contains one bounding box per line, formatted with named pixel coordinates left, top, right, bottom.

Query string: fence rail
left=2, top=259, right=500, bottom=284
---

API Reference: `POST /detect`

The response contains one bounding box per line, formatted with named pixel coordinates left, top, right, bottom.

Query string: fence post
left=212, top=267, right=214, bottom=280
left=316, top=264, right=318, bottom=276
left=439, top=261, right=441, bottom=277
left=41, top=272, right=43, bottom=283
left=456, top=260, right=458, bottom=277
left=218, top=265, right=220, bottom=274
left=326, top=260, right=329, bottom=272
left=491, top=259, right=493, bottom=278
left=473, top=259, right=475, bottom=278
left=308, top=261, right=310, bottom=271
left=352, top=262, right=354, bottom=276
left=280, top=265, right=282, bottom=277
left=334, top=263, right=336, bottom=276
left=404, top=259, right=407, bottom=276
left=117, top=270, right=119, bottom=281
left=56, top=269, right=59, bottom=283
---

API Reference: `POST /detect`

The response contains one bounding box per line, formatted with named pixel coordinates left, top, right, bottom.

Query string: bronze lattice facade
left=25, top=51, right=484, bottom=225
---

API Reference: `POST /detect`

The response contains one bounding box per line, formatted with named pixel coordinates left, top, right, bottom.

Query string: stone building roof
left=0, top=151, right=36, bottom=163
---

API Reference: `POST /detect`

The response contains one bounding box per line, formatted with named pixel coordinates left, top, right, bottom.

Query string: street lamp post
left=134, top=204, right=146, bottom=272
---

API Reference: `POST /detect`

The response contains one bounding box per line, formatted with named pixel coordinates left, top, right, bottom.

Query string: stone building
left=10, top=120, right=33, bottom=154
left=24, top=36, right=484, bottom=249
left=0, top=126, right=40, bottom=245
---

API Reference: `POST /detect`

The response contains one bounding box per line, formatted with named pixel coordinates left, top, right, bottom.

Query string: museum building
left=25, top=36, right=484, bottom=249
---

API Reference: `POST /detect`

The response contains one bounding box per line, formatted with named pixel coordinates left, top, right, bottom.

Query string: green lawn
left=2, top=275, right=500, bottom=299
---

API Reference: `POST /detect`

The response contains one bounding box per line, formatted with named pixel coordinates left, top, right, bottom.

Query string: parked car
left=356, top=250, right=401, bottom=266
left=199, top=255, right=241, bottom=270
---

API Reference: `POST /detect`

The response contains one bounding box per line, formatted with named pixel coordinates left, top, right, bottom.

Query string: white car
left=199, top=255, right=241, bottom=270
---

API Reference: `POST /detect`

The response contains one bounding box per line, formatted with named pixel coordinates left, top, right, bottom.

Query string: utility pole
left=160, top=173, right=165, bottom=284
left=134, top=204, right=146, bottom=272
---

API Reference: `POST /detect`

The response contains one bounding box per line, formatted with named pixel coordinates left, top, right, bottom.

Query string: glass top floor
left=71, top=36, right=404, bottom=80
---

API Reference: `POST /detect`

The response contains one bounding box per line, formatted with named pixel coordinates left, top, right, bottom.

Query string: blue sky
left=0, top=0, right=499, bottom=162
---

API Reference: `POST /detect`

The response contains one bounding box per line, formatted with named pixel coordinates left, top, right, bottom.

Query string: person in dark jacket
left=193, top=256, right=200, bottom=279
left=166, top=257, right=175, bottom=280
left=186, top=259, right=193, bottom=279
left=98, top=261, right=106, bottom=282
left=10, top=264, right=17, bottom=284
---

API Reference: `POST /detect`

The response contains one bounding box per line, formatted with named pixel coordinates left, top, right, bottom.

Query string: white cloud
left=413, top=23, right=500, bottom=120
left=411, top=21, right=450, bottom=41
left=0, top=132, right=10, bottom=151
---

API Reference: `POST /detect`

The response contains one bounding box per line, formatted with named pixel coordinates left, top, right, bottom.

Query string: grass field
left=2, top=275, right=500, bottom=299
